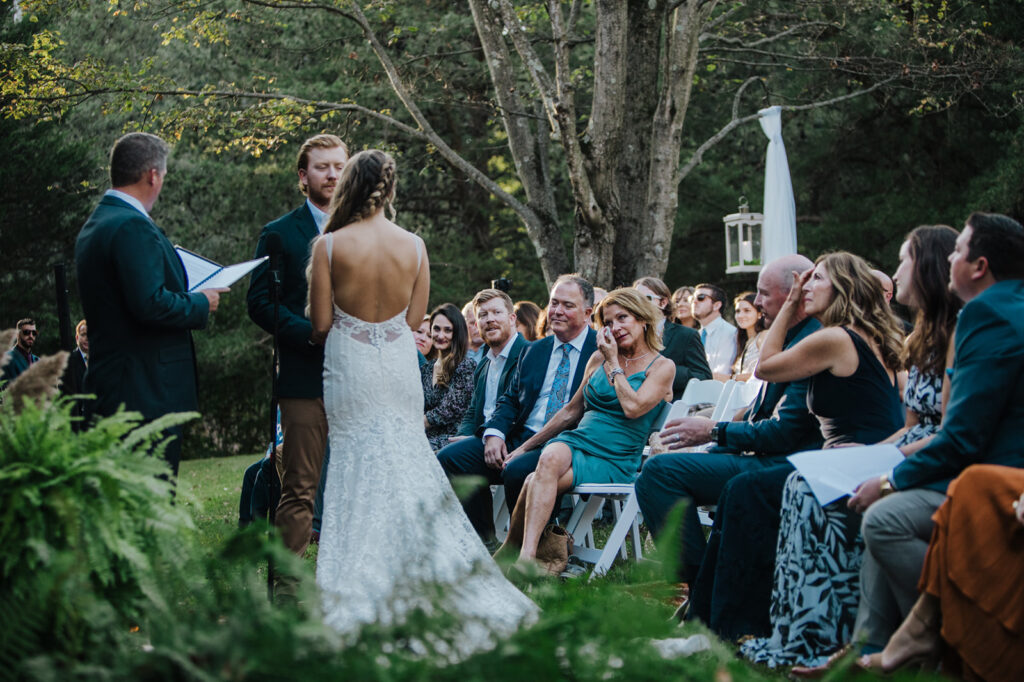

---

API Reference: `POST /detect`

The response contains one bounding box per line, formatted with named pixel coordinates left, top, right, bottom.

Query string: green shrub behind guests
left=0, top=400, right=196, bottom=676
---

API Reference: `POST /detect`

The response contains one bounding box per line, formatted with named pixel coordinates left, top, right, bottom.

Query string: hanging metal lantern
left=723, top=197, right=764, bottom=274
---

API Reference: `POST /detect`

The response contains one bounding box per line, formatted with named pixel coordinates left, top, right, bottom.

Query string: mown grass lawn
left=178, top=455, right=936, bottom=682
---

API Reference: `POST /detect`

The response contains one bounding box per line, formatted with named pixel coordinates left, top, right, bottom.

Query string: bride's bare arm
left=406, top=235, right=430, bottom=329
left=309, top=237, right=333, bottom=344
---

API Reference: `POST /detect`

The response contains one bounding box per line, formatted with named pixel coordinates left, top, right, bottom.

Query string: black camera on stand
left=491, top=277, right=513, bottom=293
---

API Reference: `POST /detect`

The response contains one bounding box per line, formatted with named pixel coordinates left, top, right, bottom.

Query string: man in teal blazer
left=849, top=212, right=1024, bottom=651
left=75, top=133, right=225, bottom=476
left=1, top=318, right=39, bottom=386
left=247, top=134, right=348, bottom=561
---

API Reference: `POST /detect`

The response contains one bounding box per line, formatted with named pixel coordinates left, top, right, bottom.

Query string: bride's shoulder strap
left=323, top=232, right=334, bottom=268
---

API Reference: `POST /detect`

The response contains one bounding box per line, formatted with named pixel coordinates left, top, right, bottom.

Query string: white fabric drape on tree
left=758, top=106, right=797, bottom=262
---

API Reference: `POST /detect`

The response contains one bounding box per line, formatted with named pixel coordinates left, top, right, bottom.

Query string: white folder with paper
left=787, top=443, right=905, bottom=507
left=174, top=246, right=268, bottom=292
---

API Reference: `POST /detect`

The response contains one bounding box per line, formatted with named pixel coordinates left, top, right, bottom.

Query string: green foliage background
left=2, top=0, right=1022, bottom=456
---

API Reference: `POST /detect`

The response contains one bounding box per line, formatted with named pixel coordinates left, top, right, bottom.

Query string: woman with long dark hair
left=731, top=291, right=767, bottom=380
left=671, top=286, right=698, bottom=328
left=421, top=302, right=476, bottom=451
left=743, top=227, right=960, bottom=670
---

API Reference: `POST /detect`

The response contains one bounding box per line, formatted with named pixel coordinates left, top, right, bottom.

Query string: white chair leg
left=588, top=493, right=640, bottom=579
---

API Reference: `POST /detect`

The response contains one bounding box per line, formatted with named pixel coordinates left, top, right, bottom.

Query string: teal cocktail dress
left=551, top=359, right=666, bottom=487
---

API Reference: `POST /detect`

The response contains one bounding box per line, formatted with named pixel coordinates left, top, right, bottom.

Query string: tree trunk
left=468, top=0, right=569, bottom=286
left=612, top=0, right=667, bottom=286
left=642, top=0, right=714, bottom=280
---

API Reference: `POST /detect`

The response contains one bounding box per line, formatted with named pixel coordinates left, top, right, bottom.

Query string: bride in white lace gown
left=308, top=150, right=537, bottom=656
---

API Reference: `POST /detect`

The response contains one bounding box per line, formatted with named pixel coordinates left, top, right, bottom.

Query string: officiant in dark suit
left=438, top=274, right=598, bottom=542
left=247, top=134, right=348, bottom=560
left=75, top=132, right=226, bottom=476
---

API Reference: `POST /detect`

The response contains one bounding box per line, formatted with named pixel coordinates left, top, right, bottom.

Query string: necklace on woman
left=621, top=350, right=652, bottom=366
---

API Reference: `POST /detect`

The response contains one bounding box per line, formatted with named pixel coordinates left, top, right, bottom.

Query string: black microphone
left=265, top=232, right=283, bottom=284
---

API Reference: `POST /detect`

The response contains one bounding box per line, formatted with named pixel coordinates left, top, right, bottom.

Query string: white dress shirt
left=700, top=315, right=738, bottom=376
left=105, top=189, right=150, bottom=219
left=306, top=199, right=330, bottom=233
left=483, top=325, right=590, bottom=443
left=482, top=332, right=521, bottom=423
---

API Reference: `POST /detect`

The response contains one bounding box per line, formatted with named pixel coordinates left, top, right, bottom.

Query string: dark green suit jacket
left=247, top=204, right=325, bottom=399
left=1, top=348, right=38, bottom=385
left=456, top=334, right=529, bottom=437
left=894, top=280, right=1024, bottom=492
left=75, top=194, right=210, bottom=420
left=662, top=321, right=713, bottom=400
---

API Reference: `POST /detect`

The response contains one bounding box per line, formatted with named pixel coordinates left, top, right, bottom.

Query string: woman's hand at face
left=597, top=326, right=618, bottom=363
left=786, top=268, right=813, bottom=306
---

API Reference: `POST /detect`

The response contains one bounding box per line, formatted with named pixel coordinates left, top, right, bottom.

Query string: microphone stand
left=267, top=251, right=281, bottom=601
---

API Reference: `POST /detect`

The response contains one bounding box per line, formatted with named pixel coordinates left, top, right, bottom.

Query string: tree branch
left=677, top=76, right=899, bottom=183
left=702, top=21, right=835, bottom=47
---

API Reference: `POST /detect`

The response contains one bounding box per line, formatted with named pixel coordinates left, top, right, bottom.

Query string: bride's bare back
left=309, top=212, right=430, bottom=340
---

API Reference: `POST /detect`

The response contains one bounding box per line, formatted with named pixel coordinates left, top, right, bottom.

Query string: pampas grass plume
left=6, top=351, right=69, bottom=413
left=0, top=328, right=17, bottom=371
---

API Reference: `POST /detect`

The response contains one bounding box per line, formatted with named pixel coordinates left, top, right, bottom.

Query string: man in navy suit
left=636, top=254, right=822, bottom=588
left=75, top=132, right=225, bottom=476
left=848, top=212, right=1024, bottom=652
left=437, top=288, right=528, bottom=538
left=438, top=274, right=597, bottom=542
left=248, top=134, right=348, bottom=560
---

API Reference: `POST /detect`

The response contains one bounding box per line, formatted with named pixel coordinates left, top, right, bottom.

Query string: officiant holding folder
left=75, top=132, right=227, bottom=476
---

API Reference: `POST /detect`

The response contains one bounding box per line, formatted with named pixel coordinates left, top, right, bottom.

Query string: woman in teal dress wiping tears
left=495, top=288, right=675, bottom=573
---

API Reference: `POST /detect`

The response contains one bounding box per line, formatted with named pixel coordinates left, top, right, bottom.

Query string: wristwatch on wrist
left=709, top=422, right=722, bottom=445
left=609, top=368, right=626, bottom=384
left=879, top=474, right=895, bottom=497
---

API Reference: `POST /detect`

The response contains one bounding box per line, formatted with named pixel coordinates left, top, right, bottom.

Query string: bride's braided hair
left=324, top=149, right=396, bottom=233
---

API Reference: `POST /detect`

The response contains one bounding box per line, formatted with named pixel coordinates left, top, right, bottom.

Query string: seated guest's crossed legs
left=635, top=451, right=790, bottom=584
left=501, top=447, right=545, bottom=512
left=499, top=443, right=575, bottom=563
left=437, top=438, right=545, bottom=542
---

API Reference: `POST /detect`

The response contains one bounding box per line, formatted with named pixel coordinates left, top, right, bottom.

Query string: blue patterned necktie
left=700, top=328, right=707, bottom=345
left=544, top=343, right=572, bottom=423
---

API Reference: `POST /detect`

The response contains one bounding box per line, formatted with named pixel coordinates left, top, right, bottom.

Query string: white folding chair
left=675, top=377, right=729, bottom=416
left=564, top=482, right=642, bottom=579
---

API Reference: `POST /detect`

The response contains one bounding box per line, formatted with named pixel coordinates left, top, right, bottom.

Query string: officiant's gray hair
left=109, top=132, right=169, bottom=188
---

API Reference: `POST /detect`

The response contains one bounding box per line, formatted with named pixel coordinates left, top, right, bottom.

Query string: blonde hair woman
left=495, top=288, right=674, bottom=573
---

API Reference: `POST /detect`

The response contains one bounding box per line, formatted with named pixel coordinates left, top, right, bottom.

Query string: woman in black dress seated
left=688, top=252, right=906, bottom=641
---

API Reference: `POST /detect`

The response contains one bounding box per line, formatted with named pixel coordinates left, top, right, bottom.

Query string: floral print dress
left=740, top=366, right=942, bottom=668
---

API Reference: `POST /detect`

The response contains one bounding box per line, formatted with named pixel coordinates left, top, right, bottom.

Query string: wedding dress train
left=315, top=303, right=538, bottom=657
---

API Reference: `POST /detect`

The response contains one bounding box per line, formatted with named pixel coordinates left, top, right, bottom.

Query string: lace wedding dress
left=315, top=238, right=537, bottom=657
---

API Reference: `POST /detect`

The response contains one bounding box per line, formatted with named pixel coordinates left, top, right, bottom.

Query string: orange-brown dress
left=919, top=464, right=1024, bottom=682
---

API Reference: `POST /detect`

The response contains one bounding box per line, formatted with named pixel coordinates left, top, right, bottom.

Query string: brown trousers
left=276, top=397, right=328, bottom=557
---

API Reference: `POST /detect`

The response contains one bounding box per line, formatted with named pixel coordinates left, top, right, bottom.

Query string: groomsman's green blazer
left=247, top=204, right=325, bottom=399
left=893, top=279, right=1024, bottom=492
left=75, top=194, right=210, bottom=421
left=456, top=334, right=529, bottom=437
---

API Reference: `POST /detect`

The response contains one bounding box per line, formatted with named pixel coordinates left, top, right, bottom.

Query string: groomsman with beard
left=247, top=134, right=348, bottom=566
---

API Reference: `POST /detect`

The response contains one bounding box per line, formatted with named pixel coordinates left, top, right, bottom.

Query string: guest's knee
left=536, top=447, right=568, bottom=478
